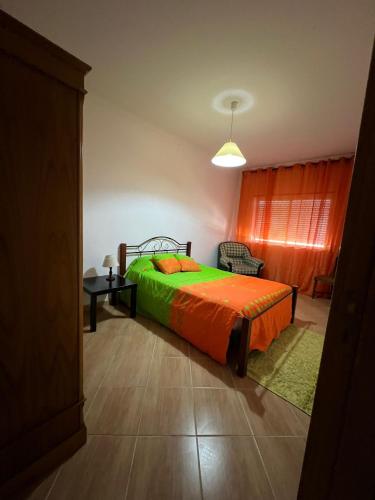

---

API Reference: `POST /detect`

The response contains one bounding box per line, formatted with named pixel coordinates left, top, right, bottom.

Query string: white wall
left=83, top=92, right=240, bottom=277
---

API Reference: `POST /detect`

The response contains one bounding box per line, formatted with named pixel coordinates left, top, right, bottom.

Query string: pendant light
left=211, top=100, right=246, bottom=167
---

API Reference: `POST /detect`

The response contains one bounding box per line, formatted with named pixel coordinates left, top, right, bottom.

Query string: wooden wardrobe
left=0, top=10, right=90, bottom=495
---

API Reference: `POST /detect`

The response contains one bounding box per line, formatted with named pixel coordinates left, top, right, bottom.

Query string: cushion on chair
left=219, top=241, right=264, bottom=276
left=221, top=242, right=250, bottom=258
left=231, top=263, right=260, bottom=276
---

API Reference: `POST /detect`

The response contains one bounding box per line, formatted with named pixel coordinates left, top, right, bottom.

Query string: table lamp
left=102, top=254, right=118, bottom=281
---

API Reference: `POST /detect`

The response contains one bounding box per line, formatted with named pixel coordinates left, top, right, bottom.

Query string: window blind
left=252, top=197, right=331, bottom=248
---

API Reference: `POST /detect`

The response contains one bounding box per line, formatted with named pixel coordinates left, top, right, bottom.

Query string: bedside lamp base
left=106, top=267, right=115, bottom=281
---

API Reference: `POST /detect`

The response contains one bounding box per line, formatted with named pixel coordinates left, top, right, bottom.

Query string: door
left=298, top=42, right=375, bottom=499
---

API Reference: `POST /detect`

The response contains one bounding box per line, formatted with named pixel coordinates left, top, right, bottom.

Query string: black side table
left=83, top=274, right=137, bottom=332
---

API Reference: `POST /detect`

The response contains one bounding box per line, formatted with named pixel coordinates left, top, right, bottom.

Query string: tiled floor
left=26, top=296, right=329, bottom=500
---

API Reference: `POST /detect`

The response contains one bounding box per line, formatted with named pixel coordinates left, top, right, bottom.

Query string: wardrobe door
left=0, top=10, right=90, bottom=494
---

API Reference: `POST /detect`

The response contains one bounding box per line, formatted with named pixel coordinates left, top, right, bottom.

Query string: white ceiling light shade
left=211, top=100, right=246, bottom=168
left=211, top=141, right=246, bottom=167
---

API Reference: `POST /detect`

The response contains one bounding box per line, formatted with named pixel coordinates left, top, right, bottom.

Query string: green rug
left=247, top=325, right=324, bottom=415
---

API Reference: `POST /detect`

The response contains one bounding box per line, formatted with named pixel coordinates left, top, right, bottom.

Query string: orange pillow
left=179, top=258, right=200, bottom=272
left=153, top=256, right=181, bottom=274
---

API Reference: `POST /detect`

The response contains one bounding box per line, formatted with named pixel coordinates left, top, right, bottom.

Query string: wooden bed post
left=291, top=285, right=299, bottom=323
left=186, top=241, right=192, bottom=257
left=119, top=243, right=127, bottom=276
left=238, top=317, right=252, bottom=377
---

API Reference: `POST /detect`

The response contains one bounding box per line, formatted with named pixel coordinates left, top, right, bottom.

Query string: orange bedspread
left=170, top=275, right=292, bottom=364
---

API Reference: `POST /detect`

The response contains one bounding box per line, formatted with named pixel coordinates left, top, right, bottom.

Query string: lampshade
left=102, top=254, right=118, bottom=268
left=211, top=141, right=246, bottom=167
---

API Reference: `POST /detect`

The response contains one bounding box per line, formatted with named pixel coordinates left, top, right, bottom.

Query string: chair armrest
left=219, top=256, right=233, bottom=271
left=243, top=256, right=264, bottom=269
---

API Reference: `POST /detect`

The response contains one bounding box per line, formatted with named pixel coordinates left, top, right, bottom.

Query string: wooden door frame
left=298, top=40, right=375, bottom=499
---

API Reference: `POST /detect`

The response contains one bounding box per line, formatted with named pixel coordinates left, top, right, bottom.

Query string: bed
left=119, top=236, right=298, bottom=377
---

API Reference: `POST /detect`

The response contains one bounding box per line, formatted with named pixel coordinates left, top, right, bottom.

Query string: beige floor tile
left=292, top=406, right=311, bottom=436
left=83, top=354, right=113, bottom=410
left=295, top=295, right=330, bottom=335
left=191, top=357, right=233, bottom=388
left=24, top=468, right=59, bottom=499
left=237, top=386, right=306, bottom=436
left=83, top=329, right=120, bottom=364
left=198, top=436, right=274, bottom=500
left=139, top=387, right=195, bottom=435
left=86, top=306, right=128, bottom=337
left=85, top=304, right=147, bottom=337
left=256, top=436, right=306, bottom=500
left=48, top=435, right=135, bottom=500
left=148, top=356, right=191, bottom=387
left=189, top=343, right=209, bottom=358
left=85, top=387, right=145, bottom=435
left=126, top=436, right=201, bottom=500
left=83, top=332, right=93, bottom=347
left=83, top=334, right=120, bottom=402
left=231, top=370, right=263, bottom=390
left=102, top=353, right=151, bottom=388
left=194, top=388, right=251, bottom=435
left=155, top=330, right=189, bottom=357
left=74, top=295, right=327, bottom=500
left=83, top=358, right=110, bottom=406
left=132, top=314, right=160, bottom=329
left=95, top=318, right=130, bottom=338
left=113, top=322, right=156, bottom=357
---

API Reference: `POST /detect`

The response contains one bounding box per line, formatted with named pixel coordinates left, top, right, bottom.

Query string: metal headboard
left=119, top=236, right=192, bottom=275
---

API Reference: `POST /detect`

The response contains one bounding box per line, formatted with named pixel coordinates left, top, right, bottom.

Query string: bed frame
left=118, top=236, right=298, bottom=378
left=119, top=236, right=191, bottom=275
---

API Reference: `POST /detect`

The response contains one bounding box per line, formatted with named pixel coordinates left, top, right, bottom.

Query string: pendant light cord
left=229, top=100, right=238, bottom=142
left=229, top=107, right=234, bottom=142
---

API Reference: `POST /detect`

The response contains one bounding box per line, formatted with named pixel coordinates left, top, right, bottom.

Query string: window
left=251, top=196, right=331, bottom=249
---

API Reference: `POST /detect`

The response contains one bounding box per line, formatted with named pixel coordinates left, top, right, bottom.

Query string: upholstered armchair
left=218, top=241, right=264, bottom=277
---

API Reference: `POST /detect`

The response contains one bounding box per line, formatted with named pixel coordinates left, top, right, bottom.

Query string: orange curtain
left=236, top=157, right=353, bottom=295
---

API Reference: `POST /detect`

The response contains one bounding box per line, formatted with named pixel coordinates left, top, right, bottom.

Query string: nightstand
left=83, top=274, right=137, bottom=332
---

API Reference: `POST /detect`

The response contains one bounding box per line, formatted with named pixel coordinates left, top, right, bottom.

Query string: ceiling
left=2, top=0, right=374, bottom=167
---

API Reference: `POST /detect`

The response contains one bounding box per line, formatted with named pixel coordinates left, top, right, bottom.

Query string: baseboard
left=0, top=426, right=87, bottom=498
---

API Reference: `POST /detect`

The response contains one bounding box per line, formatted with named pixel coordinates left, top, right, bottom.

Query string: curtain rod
left=243, top=152, right=355, bottom=172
